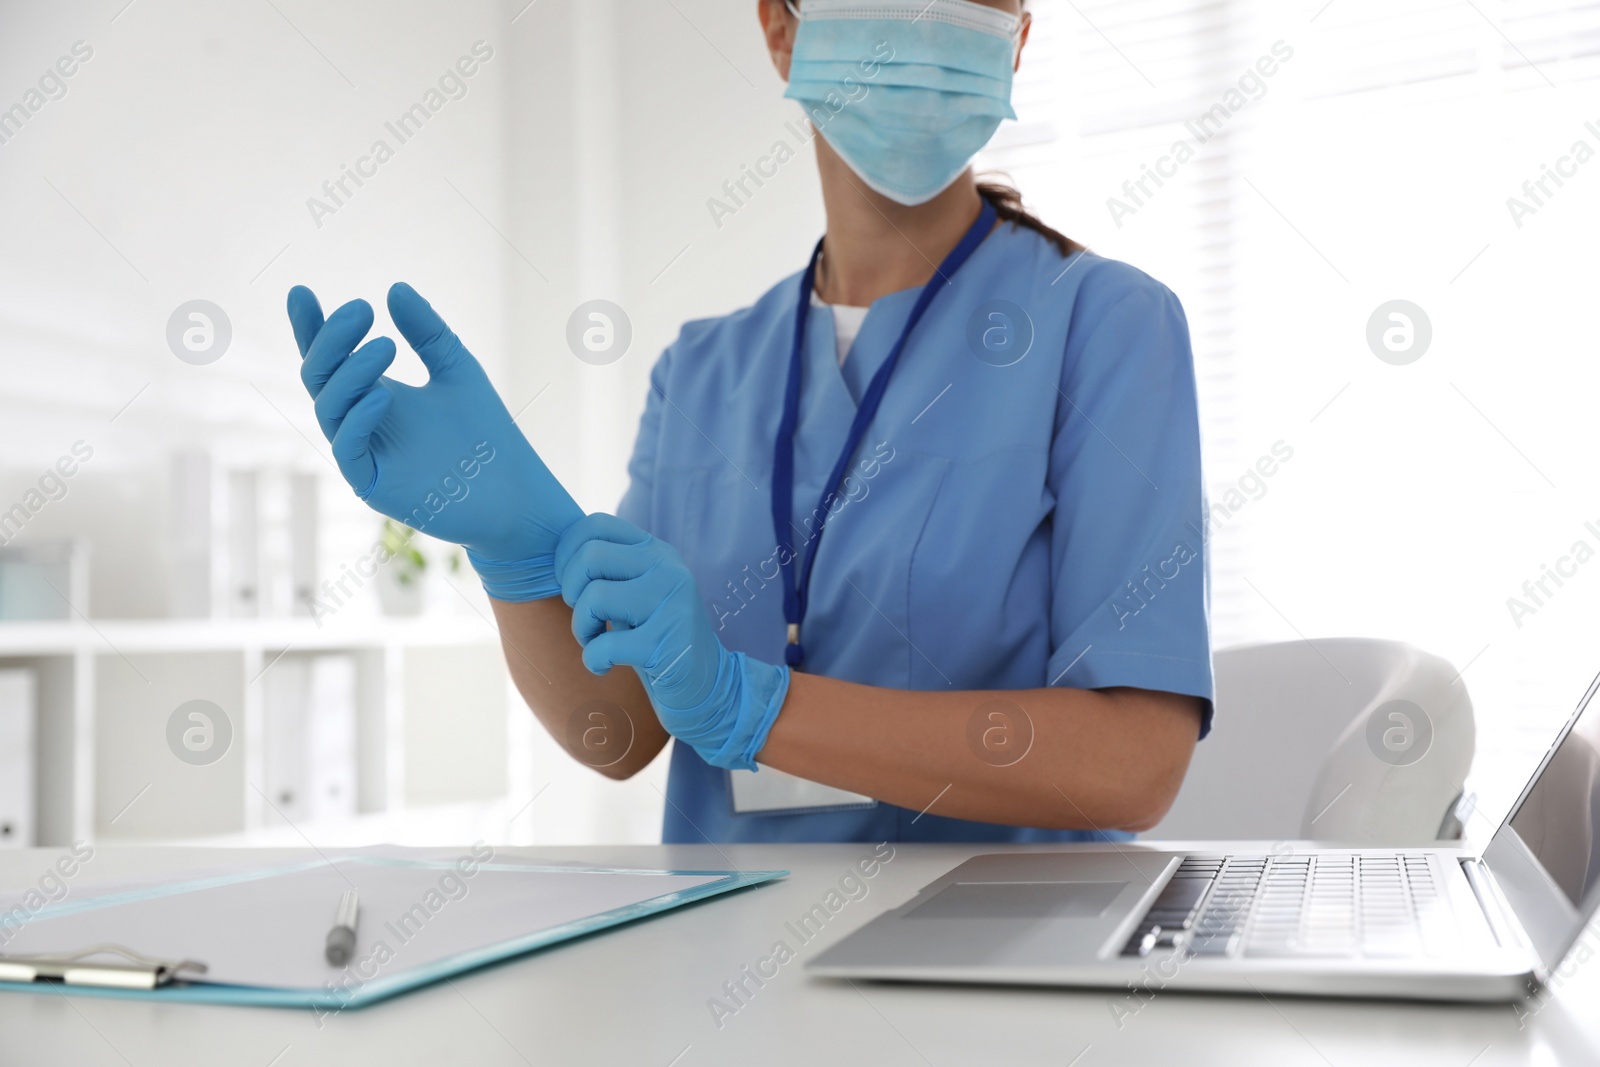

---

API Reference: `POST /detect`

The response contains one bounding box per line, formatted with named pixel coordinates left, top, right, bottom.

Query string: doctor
left=286, top=0, right=1212, bottom=845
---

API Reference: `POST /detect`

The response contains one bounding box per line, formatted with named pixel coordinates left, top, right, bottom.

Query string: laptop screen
left=1487, top=673, right=1600, bottom=969
left=1507, top=698, right=1600, bottom=908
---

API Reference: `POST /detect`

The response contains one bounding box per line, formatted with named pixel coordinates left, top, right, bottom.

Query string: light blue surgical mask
left=783, top=0, right=1021, bottom=206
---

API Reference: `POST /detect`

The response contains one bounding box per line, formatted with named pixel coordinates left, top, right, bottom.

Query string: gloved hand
left=554, top=513, right=790, bottom=771
left=286, top=282, right=583, bottom=600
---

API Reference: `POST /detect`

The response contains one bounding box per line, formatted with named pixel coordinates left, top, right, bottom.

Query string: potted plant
left=375, top=520, right=426, bottom=616
left=374, top=520, right=464, bottom=617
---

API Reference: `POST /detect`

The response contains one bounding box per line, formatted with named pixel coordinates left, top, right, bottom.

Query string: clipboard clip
left=0, top=944, right=208, bottom=990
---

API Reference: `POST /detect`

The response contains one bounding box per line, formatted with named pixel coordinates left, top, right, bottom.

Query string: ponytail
left=976, top=177, right=1083, bottom=259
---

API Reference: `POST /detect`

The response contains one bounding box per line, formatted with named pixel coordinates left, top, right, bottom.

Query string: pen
left=325, top=890, right=359, bottom=966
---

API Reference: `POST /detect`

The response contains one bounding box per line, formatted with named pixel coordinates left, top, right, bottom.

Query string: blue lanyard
left=771, top=195, right=997, bottom=669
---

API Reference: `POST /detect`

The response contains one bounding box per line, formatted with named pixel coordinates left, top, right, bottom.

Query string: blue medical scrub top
left=618, top=216, right=1214, bottom=845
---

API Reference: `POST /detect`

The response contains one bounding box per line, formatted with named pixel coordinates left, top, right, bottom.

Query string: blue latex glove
left=554, top=513, right=791, bottom=771
left=286, top=282, right=583, bottom=600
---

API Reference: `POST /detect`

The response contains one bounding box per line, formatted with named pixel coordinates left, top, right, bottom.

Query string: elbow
left=1115, top=787, right=1180, bottom=834
left=547, top=698, right=663, bottom=780
left=1041, top=739, right=1194, bottom=834
left=1063, top=779, right=1179, bottom=835
left=1094, top=692, right=1202, bottom=833
left=1058, top=785, right=1177, bottom=835
left=573, top=735, right=665, bottom=781
left=576, top=746, right=652, bottom=781
left=589, top=759, right=645, bottom=782
left=1109, top=743, right=1194, bottom=833
left=1024, top=770, right=1184, bottom=834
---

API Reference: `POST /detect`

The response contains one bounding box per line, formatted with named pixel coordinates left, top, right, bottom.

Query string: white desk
left=1, top=842, right=1596, bottom=1066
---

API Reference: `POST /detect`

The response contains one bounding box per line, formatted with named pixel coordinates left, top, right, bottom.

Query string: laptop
left=807, top=672, right=1600, bottom=1001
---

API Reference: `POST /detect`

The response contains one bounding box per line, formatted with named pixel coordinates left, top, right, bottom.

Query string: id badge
left=727, top=767, right=878, bottom=816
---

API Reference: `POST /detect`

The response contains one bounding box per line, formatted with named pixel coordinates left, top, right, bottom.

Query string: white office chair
left=1148, top=639, right=1475, bottom=844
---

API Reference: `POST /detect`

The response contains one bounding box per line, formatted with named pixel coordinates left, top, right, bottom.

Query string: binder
left=262, top=654, right=357, bottom=824
left=225, top=469, right=260, bottom=617
left=167, top=449, right=212, bottom=618
left=0, top=669, right=35, bottom=847
left=287, top=471, right=318, bottom=617
left=0, top=850, right=783, bottom=1009
left=0, top=540, right=80, bottom=621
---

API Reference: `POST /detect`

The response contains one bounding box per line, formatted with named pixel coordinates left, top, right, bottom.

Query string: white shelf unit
left=0, top=617, right=510, bottom=846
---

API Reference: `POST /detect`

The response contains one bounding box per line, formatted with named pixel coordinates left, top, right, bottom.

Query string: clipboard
left=0, top=850, right=785, bottom=1009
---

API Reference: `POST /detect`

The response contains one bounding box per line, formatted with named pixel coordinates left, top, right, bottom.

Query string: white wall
left=502, top=0, right=826, bottom=514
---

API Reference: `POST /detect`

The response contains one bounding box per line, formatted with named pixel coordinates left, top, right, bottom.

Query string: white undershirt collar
left=810, top=290, right=869, bottom=367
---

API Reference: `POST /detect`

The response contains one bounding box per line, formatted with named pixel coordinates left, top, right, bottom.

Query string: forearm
left=545, top=514, right=1201, bottom=828
left=488, top=596, right=668, bottom=779
left=759, top=675, right=1202, bottom=832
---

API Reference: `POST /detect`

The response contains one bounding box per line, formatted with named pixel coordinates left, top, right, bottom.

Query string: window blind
left=980, top=0, right=1600, bottom=829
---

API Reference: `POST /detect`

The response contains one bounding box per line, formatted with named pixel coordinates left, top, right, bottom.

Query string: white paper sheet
left=1, top=853, right=724, bottom=991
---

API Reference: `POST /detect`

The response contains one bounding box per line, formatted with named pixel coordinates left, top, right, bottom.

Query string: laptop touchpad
left=906, top=881, right=1127, bottom=920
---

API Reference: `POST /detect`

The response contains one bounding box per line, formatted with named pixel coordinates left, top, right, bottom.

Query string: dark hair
left=977, top=176, right=1083, bottom=259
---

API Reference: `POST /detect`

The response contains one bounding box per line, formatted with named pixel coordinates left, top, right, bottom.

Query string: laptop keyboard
left=1120, top=853, right=1447, bottom=960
